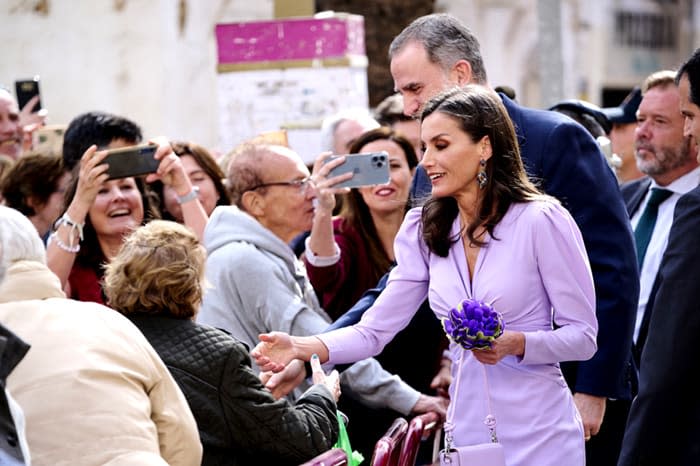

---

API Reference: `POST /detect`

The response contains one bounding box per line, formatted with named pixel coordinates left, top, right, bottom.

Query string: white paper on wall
left=217, top=66, right=369, bottom=164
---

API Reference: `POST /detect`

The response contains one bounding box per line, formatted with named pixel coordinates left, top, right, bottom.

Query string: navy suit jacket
left=329, top=94, right=640, bottom=400
left=617, top=186, right=700, bottom=465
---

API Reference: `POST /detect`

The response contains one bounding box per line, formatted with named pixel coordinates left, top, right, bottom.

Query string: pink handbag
left=439, top=350, right=506, bottom=466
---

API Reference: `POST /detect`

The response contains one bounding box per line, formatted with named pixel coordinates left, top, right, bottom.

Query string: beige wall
left=1, top=0, right=696, bottom=154
left=0, top=0, right=274, bottom=154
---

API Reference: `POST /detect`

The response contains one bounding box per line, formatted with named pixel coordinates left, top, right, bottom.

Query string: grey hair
left=0, top=206, right=47, bottom=283
left=319, top=108, right=380, bottom=153
left=389, top=13, right=488, bottom=85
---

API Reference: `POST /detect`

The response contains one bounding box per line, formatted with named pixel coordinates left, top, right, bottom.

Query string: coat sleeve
left=145, top=344, right=203, bottom=466
left=304, top=220, right=360, bottom=309
left=539, top=119, right=639, bottom=399
left=617, top=189, right=700, bottom=465
left=324, top=272, right=390, bottom=331
left=219, top=340, right=339, bottom=463
left=521, top=201, right=598, bottom=364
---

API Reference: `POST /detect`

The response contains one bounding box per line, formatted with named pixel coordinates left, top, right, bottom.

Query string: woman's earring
left=477, top=159, right=488, bottom=189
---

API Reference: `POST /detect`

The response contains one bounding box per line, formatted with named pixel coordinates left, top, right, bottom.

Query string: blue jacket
left=329, top=94, right=639, bottom=400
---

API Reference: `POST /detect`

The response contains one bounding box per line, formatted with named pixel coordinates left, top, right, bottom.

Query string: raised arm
left=46, top=145, right=108, bottom=289
left=145, top=137, right=208, bottom=240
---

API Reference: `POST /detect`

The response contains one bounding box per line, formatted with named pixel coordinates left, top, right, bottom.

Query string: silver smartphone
left=101, top=144, right=159, bottom=180
left=325, top=152, right=391, bottom=188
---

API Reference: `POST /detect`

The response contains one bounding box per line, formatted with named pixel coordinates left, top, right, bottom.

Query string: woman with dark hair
left=253, top=85, right=598, bottom=466
left=1, top=152, right=69, bottom=238
left=153, top=141, right=231, bottom=221
left=46, top=138, right=208, bottom=304
left=303, top=127, right=444, bottom=460
left=104, top=220, right=340, bottom=466
left=304, top=126, right=418, bottom=319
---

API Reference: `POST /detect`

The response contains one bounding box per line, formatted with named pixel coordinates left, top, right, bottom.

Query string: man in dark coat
left=617, top=47, right=700, bottom=466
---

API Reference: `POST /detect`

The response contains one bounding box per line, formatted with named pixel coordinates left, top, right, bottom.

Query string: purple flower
left=441, top=298, right=504, bottom=350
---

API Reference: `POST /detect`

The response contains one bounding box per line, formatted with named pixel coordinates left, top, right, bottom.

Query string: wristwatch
left=177, top=186, right=200, bottom=204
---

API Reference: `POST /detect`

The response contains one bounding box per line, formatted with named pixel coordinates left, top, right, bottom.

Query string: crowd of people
left=1, top=11, right=700, bottom=466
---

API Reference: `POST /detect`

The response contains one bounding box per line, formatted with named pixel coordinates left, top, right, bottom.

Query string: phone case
left=326, top=152, right=391, bottom=189
left=15, top=77, right=42, bottom=112
left=102, top=144, right=160, bottom=180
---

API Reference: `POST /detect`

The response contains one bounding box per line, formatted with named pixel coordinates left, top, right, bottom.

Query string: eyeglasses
left=249, top=176, right=315, bottom=195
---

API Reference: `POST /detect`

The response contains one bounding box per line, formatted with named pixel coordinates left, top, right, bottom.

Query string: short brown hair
left=1, top=152, right=64, bottom=216
left=104, top=220, right=206, bottom=318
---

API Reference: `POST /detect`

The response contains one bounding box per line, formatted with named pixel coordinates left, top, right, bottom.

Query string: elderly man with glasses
left=198, top=142, right=446, bottom=422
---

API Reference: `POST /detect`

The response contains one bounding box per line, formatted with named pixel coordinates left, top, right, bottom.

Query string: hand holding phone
left=100, top=144, right=160, bottom=180
left=323, top=152, right=390, bottom=189
left=15, top=76, right=42, bottom=113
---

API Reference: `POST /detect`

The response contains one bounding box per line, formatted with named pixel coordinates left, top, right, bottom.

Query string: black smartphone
left=101, top=144, right=160, bottom=180
left=14, top=76, right=42, bottom=113
left=324, top=152, right=391, bottom=188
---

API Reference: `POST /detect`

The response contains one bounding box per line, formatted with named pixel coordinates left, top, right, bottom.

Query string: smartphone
left=100, top=144, right=160, bottom=180
left=14, top=76, right=42, bottom=113
left=325, top=152, right=391, bottom=188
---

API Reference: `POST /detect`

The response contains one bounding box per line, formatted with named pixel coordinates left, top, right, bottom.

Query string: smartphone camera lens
left=372, top=154, right=386, bottom=168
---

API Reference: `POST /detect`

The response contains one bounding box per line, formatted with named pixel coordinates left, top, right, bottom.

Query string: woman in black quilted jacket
left=103, top=219, right=340, bottom=466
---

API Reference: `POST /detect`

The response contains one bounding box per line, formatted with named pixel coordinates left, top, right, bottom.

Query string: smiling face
left=88, top=177, right=144, bottom=240
left=357, top=139, right=414, bottom=216
left=163, top=154, right=220, bottom=220
left=0, top=90, right=22, bottom=159
left=390, top=41, right=456, bottom=118
left=420, top=111, right=490, bottom=204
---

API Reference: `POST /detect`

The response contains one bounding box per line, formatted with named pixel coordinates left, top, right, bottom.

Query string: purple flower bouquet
left=441, top=298, right=505, bottom=350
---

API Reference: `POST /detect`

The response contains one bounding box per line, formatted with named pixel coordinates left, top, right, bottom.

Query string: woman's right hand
left=72, top=145, right=110, bottom=215
left=252, top=331, right=297, bottom=373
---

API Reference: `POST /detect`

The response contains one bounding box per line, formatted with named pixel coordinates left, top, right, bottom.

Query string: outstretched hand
left=251, top=331, right=296, bottom=373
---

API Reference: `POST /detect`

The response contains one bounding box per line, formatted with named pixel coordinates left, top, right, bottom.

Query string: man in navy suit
left=616, top=70, right=699, bottom=464
left=329, top=13, right=639, bottom=466
left=618, top=48, right=700, bottom=466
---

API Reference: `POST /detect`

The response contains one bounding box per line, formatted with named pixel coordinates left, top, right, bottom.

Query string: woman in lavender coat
left=252, top=85, right=598, bottom=466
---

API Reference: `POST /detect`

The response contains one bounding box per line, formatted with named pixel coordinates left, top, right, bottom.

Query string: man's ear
left=451, top=60, right=473, bottom=86
left=241, top=191, right=265, bottom=218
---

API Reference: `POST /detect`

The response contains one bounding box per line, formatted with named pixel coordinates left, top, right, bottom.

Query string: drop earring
left=477, top=158, right=488, bottom=189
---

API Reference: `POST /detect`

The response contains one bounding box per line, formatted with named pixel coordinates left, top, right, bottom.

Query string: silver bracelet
left=49, top=232, right=80, bottom=253
left=54, top=212, right=85, bottom=248
left=176, top=186, right=200, bottom=204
